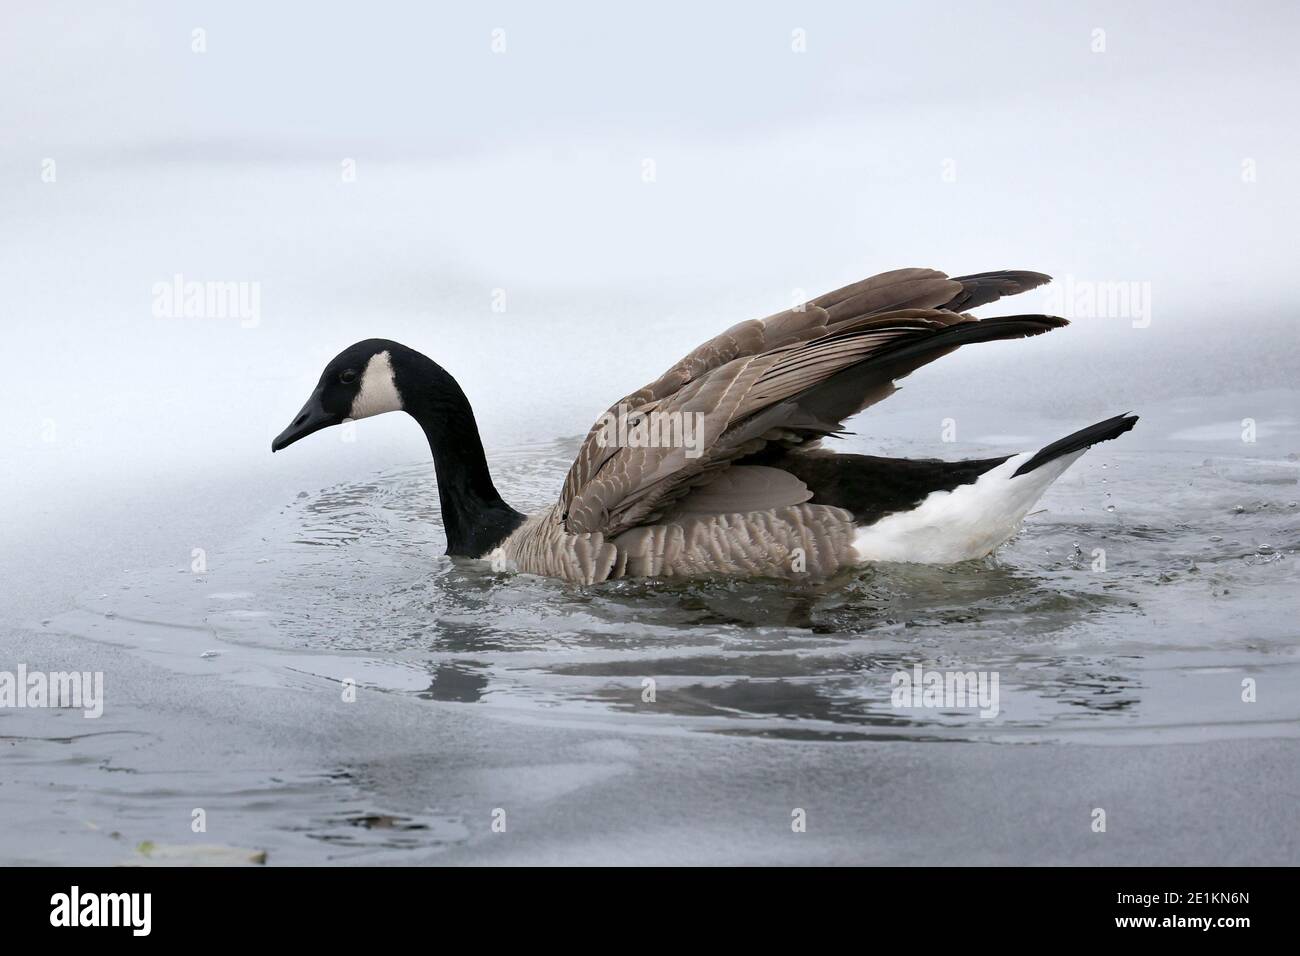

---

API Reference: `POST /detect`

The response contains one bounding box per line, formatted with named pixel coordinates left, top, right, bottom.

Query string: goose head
left=271, top=338, right=525, bottom=556
left=271, top=339, right=406, bottom=452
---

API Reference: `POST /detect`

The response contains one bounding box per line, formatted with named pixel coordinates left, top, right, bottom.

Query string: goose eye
left=339, top=369, right=358, bottom=385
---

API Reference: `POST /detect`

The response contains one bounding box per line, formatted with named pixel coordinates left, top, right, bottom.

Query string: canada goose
left=272, top=267, right=1137, bottom=583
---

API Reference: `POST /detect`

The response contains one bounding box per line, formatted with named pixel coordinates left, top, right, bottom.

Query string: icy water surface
left=53, top=435, right=1300, bottom=746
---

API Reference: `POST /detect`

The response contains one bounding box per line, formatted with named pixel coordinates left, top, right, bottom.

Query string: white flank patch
left=350, top=350, right=403, bottom=419
left=852, top=450, right=1085, bottom=564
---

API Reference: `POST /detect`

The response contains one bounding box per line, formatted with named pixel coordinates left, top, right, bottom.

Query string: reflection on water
left=57, top=439, right=1300, bottom=744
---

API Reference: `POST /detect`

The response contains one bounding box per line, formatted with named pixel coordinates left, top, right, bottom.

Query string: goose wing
left=559, top=267, right=1056, bottom=537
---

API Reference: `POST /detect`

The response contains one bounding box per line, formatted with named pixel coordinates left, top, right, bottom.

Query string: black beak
left=272, top=389, right=338, bottom=452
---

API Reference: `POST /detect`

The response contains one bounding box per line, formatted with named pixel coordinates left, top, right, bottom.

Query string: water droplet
left=200, top=650, right=219, bottom=660
left=1209, top=535, right=1223, bottom=542
left=1106, top=505, right=1116, bottom=513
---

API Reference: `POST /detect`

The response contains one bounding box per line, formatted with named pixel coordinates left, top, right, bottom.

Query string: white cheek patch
left=350, top=350, right=404, bottom=420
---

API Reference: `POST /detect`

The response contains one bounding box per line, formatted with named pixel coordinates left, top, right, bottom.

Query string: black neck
left=394, top=349, right=525, bottom=557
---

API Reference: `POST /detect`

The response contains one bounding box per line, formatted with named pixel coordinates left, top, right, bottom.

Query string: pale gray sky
left=1, top=1, right=1296, bottom=519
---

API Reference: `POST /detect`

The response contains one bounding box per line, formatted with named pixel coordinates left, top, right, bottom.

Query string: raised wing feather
left=559, top=267, right=1059, bottom=536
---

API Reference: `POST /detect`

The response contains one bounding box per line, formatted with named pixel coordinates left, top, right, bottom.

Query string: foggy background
left=2, top=0, right=1297, bottom=580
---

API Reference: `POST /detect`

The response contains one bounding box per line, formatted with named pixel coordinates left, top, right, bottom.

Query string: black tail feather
left=1012, top=414, right=1139, bottom=478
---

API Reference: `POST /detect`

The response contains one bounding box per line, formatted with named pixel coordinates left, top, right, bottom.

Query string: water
left=8, top=359, right=1300, bottom=863
left=49, top=432, right=1300, bottom=751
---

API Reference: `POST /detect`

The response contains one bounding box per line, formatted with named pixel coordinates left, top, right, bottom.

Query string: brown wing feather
left=941, top=270, right=1051, bottom=312
left=559, top=267, right=1059, bottom=537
